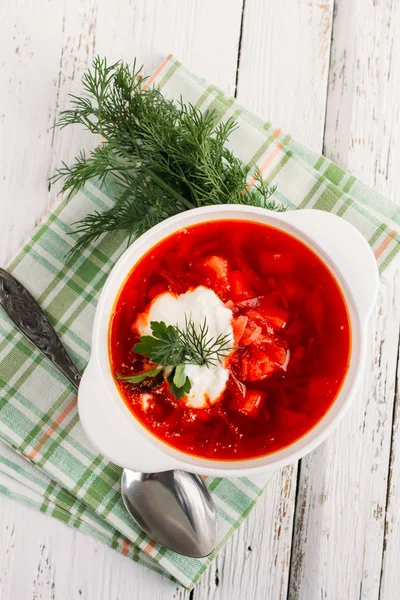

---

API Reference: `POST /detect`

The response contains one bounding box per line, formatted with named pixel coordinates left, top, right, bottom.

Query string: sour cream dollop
left=135, top=286, right=234, bottom=409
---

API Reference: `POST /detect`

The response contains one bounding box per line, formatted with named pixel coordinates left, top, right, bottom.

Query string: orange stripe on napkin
left=144, top=540, right=156, bottom=554
left=374, top=230, right=397, bottom=259
left=245, top=142, right=284, bottom=191
left=122, top=539, right=130, bottom=556
left=142, top=54, right=173, bottom=90
left=28, top=397, right=77, bottom=459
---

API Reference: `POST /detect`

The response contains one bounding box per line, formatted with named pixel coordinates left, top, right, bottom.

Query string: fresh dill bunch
left=53, top=56, right=286, bottom=254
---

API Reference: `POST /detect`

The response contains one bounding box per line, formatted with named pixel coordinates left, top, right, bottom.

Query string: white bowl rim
left=78, top=205, right=379, bottom=476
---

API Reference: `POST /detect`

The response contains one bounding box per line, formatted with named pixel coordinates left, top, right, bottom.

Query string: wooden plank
left=236, top=0, right=335, bottom=153
left=289, top=0, right=400, bottom=598
left=377, top=5, right=400, bottom=588
left=193, top=1, right=334, bottom=598
left=0, top=1, right=64, bottom=265
left=380, top=322, right=400, bottom=600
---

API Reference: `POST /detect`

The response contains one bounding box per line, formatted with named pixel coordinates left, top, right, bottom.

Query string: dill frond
left=54, top=56, right=286, bottom=254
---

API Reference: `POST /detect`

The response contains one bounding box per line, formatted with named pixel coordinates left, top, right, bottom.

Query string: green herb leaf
left=54, top=56, right=286, bottom=255
left=168, top=367, right=192, bottom=400
left=133, top=322, right=184, bottom=366
left=115, top=365, right=163, bottom=384
left=173, top=364, right=187, bottom=388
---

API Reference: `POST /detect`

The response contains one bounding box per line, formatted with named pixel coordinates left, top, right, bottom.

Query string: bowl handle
left=78, top=361, right=181, bottom=473
left=279, top=209, right=379, bottom=322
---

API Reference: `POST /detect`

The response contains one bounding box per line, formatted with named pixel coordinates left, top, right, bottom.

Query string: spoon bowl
left=121, top=469, right=217, bottom=557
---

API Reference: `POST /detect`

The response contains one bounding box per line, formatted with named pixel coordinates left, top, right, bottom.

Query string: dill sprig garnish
left=53, top=56, right=285, bottom=254
left=177, top=317, right=232, bottom=367
left=116, top=317, right=232, bottom=399
left=134, top=317, right=232, bottom=368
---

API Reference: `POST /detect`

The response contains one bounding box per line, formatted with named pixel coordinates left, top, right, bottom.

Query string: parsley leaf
left=133, top=321, right=185, bottom=366
left=168, top=366, right=192, bottom=399
left=115, top=365, right=163, bottom=384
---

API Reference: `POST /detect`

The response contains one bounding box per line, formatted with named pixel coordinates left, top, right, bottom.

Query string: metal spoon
left=0, top=268, right=217, bottom=558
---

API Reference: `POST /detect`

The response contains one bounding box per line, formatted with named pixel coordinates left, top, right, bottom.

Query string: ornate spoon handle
left=0, top=268, right=81, bottom=391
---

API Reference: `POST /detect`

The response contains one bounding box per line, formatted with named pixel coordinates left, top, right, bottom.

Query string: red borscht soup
left=109, top=220, right=351, bottom=460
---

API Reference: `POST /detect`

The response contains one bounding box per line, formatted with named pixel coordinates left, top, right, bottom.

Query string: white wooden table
left=1, top=1, right=399, bottom=598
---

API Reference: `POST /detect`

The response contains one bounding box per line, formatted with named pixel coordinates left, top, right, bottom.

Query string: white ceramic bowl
left=78, top=206, right=379, bottom=477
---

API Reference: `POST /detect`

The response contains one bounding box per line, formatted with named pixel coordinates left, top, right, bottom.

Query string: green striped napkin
left=0, top=56, right=399, bottom=590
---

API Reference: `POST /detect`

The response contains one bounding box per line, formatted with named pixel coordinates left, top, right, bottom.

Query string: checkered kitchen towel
left=0, top=56, right=399, bottom=590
